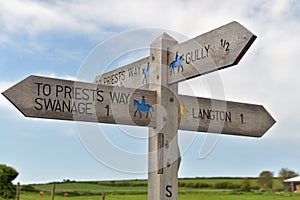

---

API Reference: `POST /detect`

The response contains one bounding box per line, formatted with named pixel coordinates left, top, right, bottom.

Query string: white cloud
left=1, top=0, right=300, bottom=181
left=0, top=0, right=98, bottom=35
left=1, top=0, right=299, bottom=130
left=0, top=0, right=297, bottom=38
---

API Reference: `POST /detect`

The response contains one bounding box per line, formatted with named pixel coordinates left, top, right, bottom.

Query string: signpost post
left=148, top=33, right=180, bottom=199
left=2, top=21, right=275, bottom=200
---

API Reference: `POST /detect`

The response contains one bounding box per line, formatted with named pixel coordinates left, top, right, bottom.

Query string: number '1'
left=240, top=114, right=244, bottom=123
left=105, top=105, right=109, bottom=116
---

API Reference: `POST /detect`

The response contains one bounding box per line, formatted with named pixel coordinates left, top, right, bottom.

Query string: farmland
left=8, top=191, right=300, bottom=200
left=4, top=177, right=298, bottom=200
left=7, top=192, right=300, bottom=200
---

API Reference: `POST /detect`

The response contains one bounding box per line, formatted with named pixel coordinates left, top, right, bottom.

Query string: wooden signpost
left=167, top=21, right=257, bottom=84
left=2, top=21, right=275, bottom=200
left=95, top=56, right=151, bottom=88
left=2, top=76, right=275, bottom=137
left=2, top=75, right=157, bottom=127
left=94, top=21, right=256, bottom=87
left=178, top=95, right=275, bottom=137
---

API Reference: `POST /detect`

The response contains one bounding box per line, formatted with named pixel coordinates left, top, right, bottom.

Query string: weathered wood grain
left=2, top=75, right=275, bottom=137
left=94, top=56, right=150, bottom=89
left=167, top=21, right=257, bottom=84
left=95, top=22, right=256, bottom=87
left=148, top=32, right=180, bottom=200
left=178, top=95, right=275, bottom=137
left=2, top=75, right=157, bottom=127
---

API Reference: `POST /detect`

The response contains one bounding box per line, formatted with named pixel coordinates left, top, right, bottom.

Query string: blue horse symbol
left=142, top=62, right=150, bottom=84
left=170, top=51, right=184, bottom=75
left=133, top=96, right=154, bottom=118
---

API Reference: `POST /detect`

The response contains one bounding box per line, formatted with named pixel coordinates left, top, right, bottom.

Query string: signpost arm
left=148, top=33, right=180, bottom=200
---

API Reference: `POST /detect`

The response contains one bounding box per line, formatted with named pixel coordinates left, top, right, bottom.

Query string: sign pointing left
left=2, top=75, right=157, bottom=127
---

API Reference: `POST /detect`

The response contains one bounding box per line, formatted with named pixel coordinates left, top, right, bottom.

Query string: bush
left=240, top=179, right=251, bottom=192
left=214, top=182, right=239, bottom=189
left=258, top=171, right=273, bottom=190
left=0, top=164, right=18, bottom=199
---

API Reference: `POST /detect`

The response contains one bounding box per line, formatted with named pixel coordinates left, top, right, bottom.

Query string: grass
left=178, top=177, right=283, bottom=189
left=30, top=177, right=283, bottom=191
left=5, top=177, right=293, bottom=200
left=32, top=182, right=147, bottom=192
left=7, top=192, right=300, bottom=200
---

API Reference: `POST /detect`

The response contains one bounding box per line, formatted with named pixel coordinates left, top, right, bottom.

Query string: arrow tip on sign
left=260, top=105, right=276, bottom=136
left=1, top=76, right=34, bottom=118
left=231, top=21, right=257, bottom=66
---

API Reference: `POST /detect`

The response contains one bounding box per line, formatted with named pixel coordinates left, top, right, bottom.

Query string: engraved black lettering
left=64, top=86, right=72, bottom=98
left=78, top=102, right=85, bottom=114
left=186, top=52, right=191, bottom=64
left=44, top=98, right=56, bottom=110
left=35, top=82, right=43, bottom=96
left=82, top=89, right=90, bottom=100
left=90, top=89, right=97, bottom=101
left=110, top=92, right=129, bottom=104
left=205, top=45, right=210, bottom=56
left=165, top=185, right=172, bottom=197
left=192, top=108, right=197, bottom=118
left=96, top=90, right=104, bottom=102
left=56, top=85, right=63, bottom=97
left=220, top=39, right=230, bottom=51
left=74, top=87, right=82, bottom=100
left=110, top=91, right=119, bottom=103
left=55, top=99, right=62, bottom=112
left=34, top=98, right=43, bottom=110
left=121, top=70, right=126, bottom=80
left=215, top=110, right=219, bottom=120
left=105, top=105, right=109, bottom=116
left=226, top=112, right=232, bottom=122
left=192, top=108, right=232, bottom=122
left=71, top=101, right=78, bottom=113
left=203, top=109, right=210, bottom=120
left=62, top=99, right=70, bottom=112
left=86, top=103, right=92, bottom=115
left=219, top=111, right=225, bottom=121
left=210, top=110, right=215, bottom=120
left=43, top=84, right=51, bottom=96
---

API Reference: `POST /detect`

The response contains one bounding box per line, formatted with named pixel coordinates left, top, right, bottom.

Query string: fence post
left=102, top=192, right=105, bottom=200
left=15, top=182, right=20, bottom=200
left=51, top=184, right=55, bottom=200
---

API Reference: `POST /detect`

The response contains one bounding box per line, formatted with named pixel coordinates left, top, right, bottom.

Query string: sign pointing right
left=168, top=21, right=257, bottom=84
left=178, top=95, right=276, bottom=137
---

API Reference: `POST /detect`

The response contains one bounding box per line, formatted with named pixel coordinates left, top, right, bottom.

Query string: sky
left=0, top=0, right=300, bottom=184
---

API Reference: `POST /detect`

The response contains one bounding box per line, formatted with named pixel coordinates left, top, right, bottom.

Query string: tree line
left=0, top=164, right=298, bottom=199
left=258, top=168, right=298, bottom=190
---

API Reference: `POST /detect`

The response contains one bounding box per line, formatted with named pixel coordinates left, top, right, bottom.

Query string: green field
left=7, top=192, right=300, bottom=200
left=4, top=177, right=296, bottom=200
left=29, top=177, right=283, bottom=192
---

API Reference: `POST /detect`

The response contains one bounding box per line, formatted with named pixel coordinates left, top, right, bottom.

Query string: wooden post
left=51, top=184, right=55, bottom=200
left=15, top=182, right=20, bottom=200
left=102, top=192, right=105, bottom=200
left=148, top=33, right=181, bottom=199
